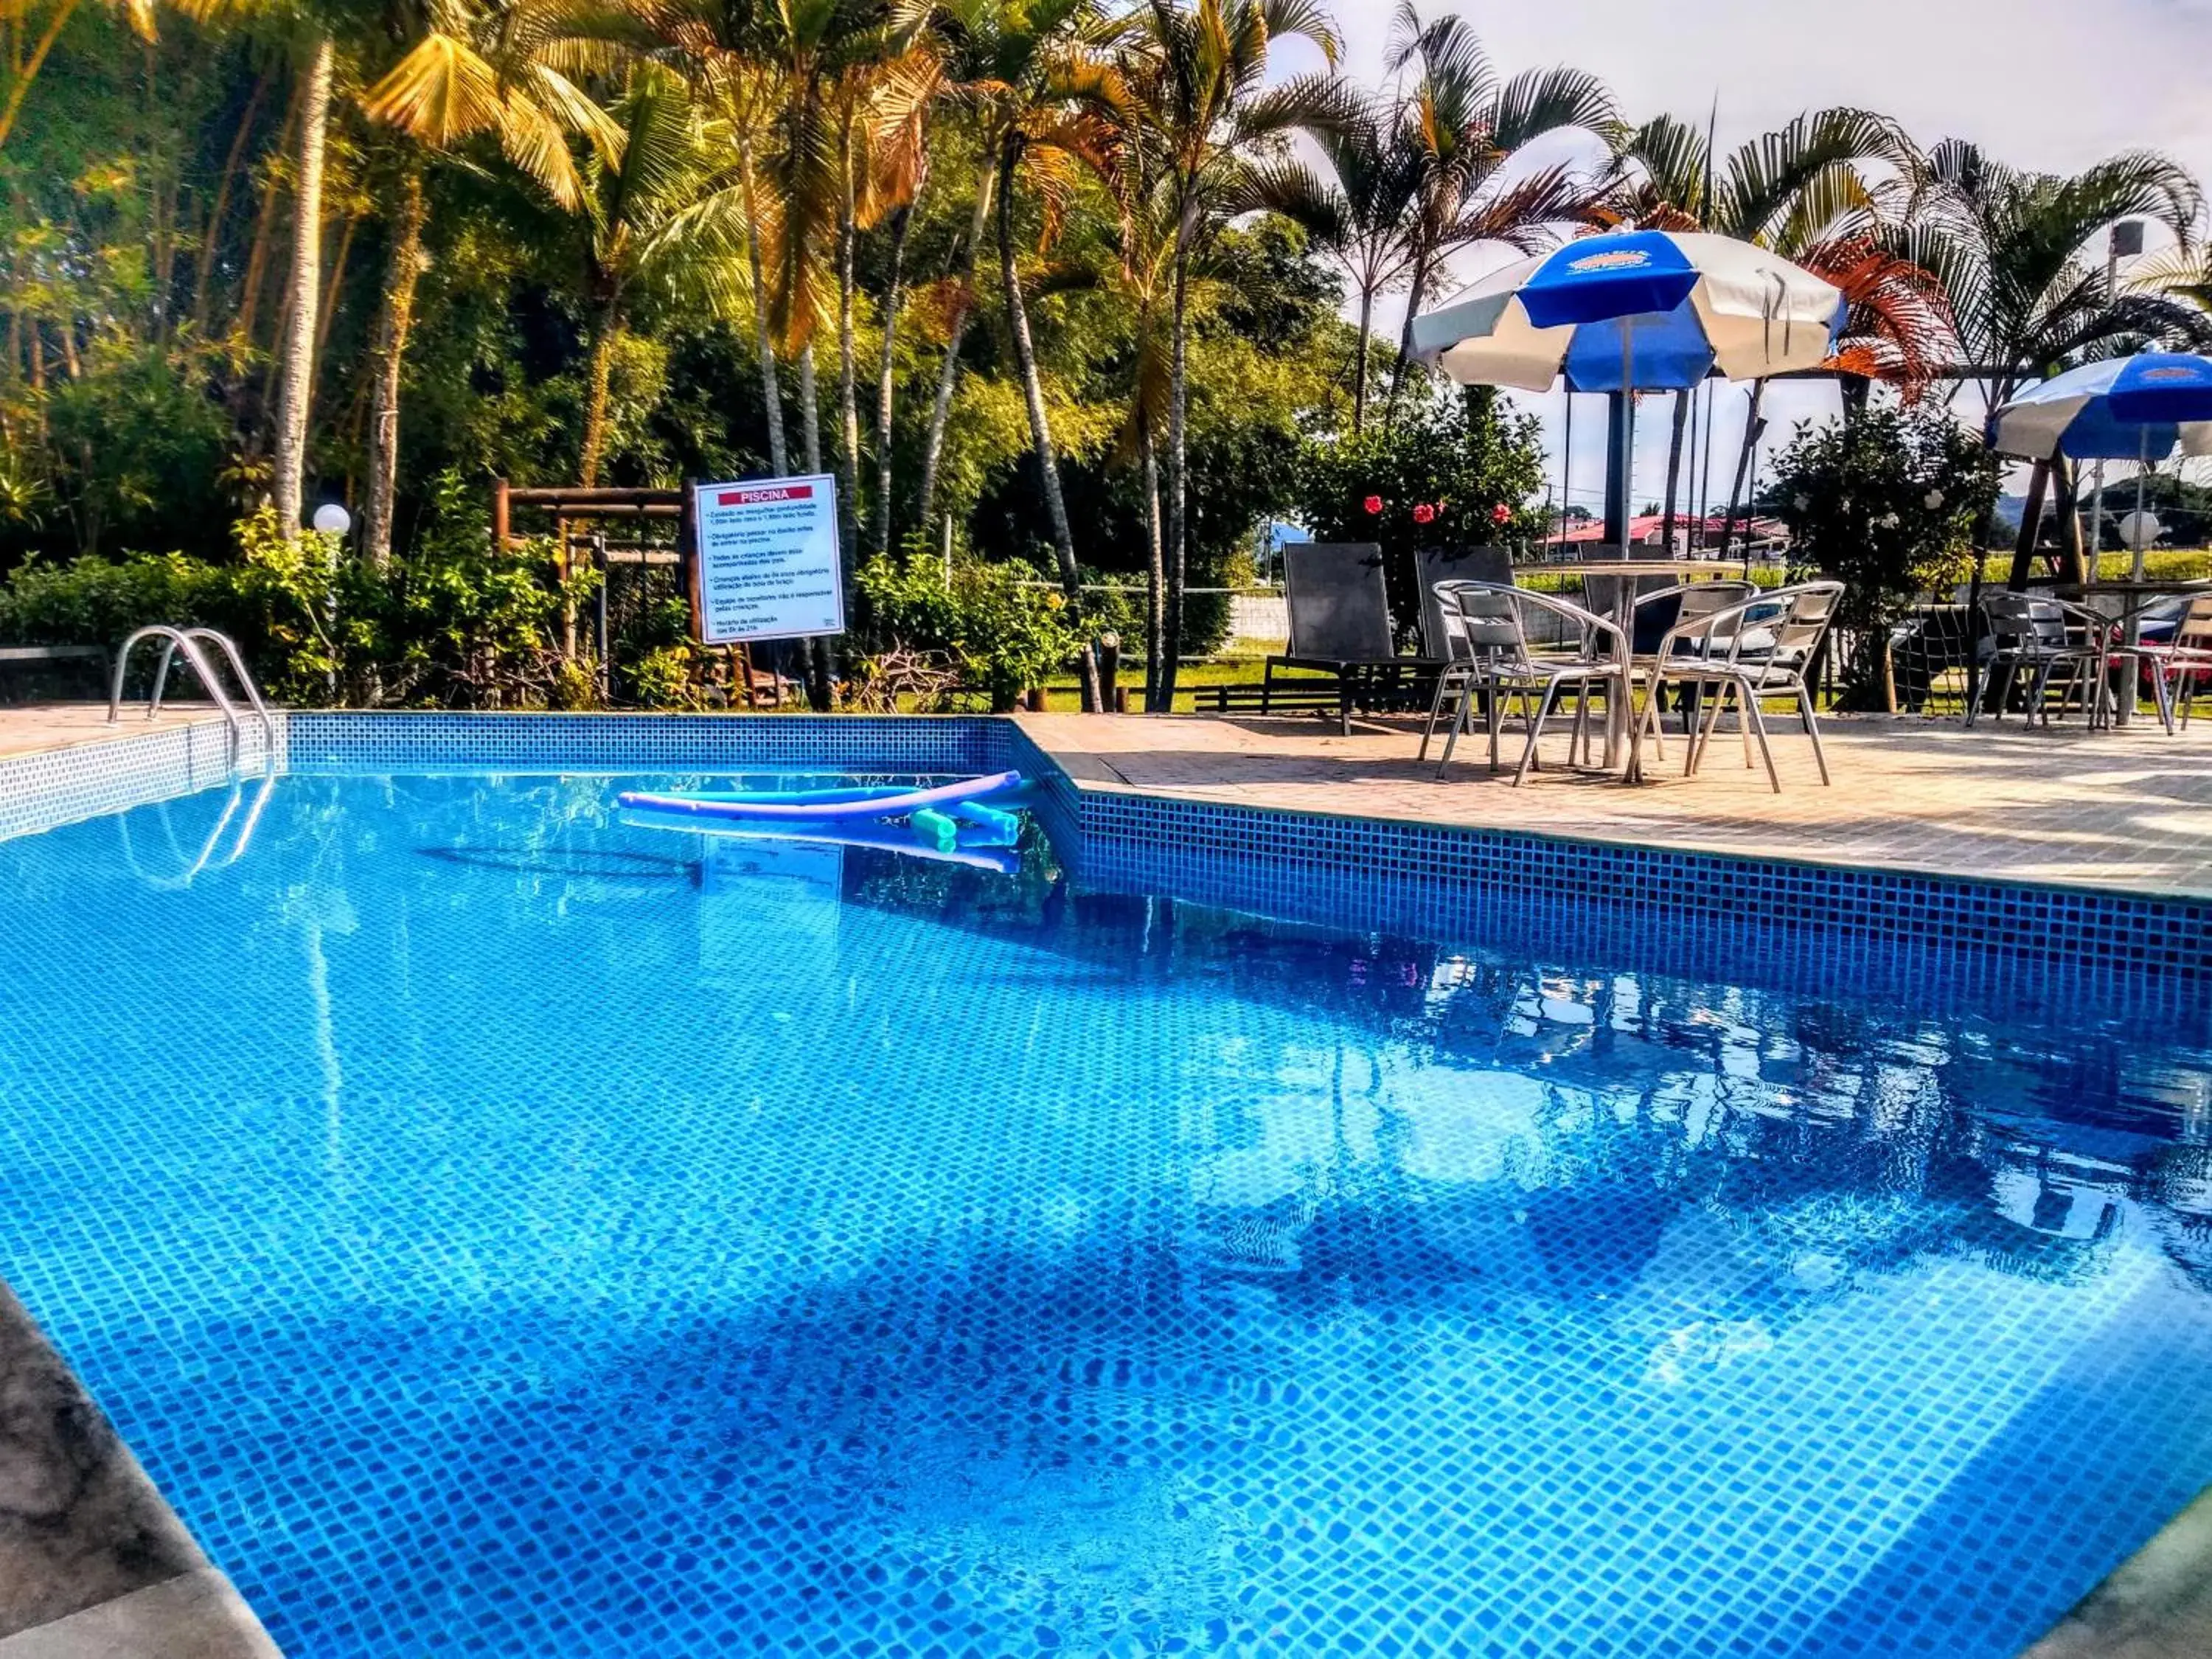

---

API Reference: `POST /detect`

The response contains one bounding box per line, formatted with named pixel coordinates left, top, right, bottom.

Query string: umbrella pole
left=2132, top=427, right=2151, bottom=582
left=2087, top=458, right=2105, bottom=586
left=1558, top=391, right=1573, bottom=557
left=1617, top=323, right=1636, bottom=557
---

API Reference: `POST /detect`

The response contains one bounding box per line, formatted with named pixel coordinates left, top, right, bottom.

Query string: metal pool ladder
left=108, top=625, right=278, bottom=771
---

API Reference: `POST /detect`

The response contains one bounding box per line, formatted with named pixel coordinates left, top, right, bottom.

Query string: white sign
left=693, top=474, right=845, bottom=644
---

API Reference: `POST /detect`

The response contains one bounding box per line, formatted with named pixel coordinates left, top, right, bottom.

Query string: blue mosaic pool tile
left=1058, top=778, right=2212, bottom=983
left=0, top=718, right=272, bottom=844
left=1, top=773, right=2210, bottom=1659
left=285, top=710, right=997, bottom=776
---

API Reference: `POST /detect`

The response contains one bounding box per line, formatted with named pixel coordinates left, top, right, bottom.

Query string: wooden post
left=2006, top=459, right=2051, bottom=591
left=493, top=476, right=510, bottom=553
left=557, top=515, right=577, bottom=658
left=678, top=477, right=704, bottom=653
left=2053, top=457, right=2087, bottom=585
left=1098, top=631, right=1121, bottom=714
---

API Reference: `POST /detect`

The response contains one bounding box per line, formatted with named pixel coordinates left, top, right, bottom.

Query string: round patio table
left=2046, top=579, right=2212, bottom=726
left=1566, top=559, right=1751, bottom=771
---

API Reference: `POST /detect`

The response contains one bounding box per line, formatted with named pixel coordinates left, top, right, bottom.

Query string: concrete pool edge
left=0, top=1281, right=279, bottom=1657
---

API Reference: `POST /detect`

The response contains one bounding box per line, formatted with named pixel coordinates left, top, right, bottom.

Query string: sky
left=1268, top=0, right=2212, bottom=523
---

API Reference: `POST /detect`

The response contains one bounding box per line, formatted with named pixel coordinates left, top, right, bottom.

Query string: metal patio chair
left=1413, top=546, right=1513, bottom=660
left=2132, top=591, right=2212, bottom=729
left=1632, top=581, right=1843, bottom=792
left=1967, top=591, right=2137, bottom=731
left=1428, top=582, right=1630, bottom=786
left=1627, top=580, right=1757, bottom=761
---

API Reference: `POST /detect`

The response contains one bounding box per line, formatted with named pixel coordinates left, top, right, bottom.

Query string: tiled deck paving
left=0, top=703, right=224, bottom=760
left=1018, top=710, right=2212, bottom=899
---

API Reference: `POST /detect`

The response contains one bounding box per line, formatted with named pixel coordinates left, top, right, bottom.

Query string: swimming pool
left=1, top=764, right=2209, bottom=1658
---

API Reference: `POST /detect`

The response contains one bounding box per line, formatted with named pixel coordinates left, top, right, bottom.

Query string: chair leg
left=1514, top=682, right=1562, bottom=786
left=1798, top=684, right=1831, bottom=785
left=1262, top=658, right=1274, bottom=715
left=1436, top=678, right=1478, bottom=777
left=1486, top=680, right=1504, bottom=771
left=1691, top=679, right=1730, bottom=776
left=1744, top=681, right=1781, bottom=793
left=1416, top=669, right=1455, bottom=761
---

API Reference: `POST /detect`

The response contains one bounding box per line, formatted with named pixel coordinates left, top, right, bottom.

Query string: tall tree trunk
left=873, top=197, right=917, bottom=560
left=914, top=159, right=995, bottom=539
left=271, top=33, right=333, bottom=540
left=834, top=179, right=862, bottom=566
left=192, top=64, right=272, bottom=335
left=796, top=343, right=835, bottom=710
left=1158, top=215, right=1193, bottom=714
left=736, top=134, right=788, bottom=476
left=1351, top=282, right=1374, bottom=437
left=998, top=142, right=1100, bottom=712
left=1140, top=413, right=1165, bottom=712
left=363, top=162, right=428, bottom=571
left=1385, top=248, right=1431, bottom=432
left=1659, top=388, right=1688, bottom=552
left=797, top=341, right=823, bottom=473
left=1714, top=378, right=1766, bottom=563
left=577, top=299, right=621, bottom=487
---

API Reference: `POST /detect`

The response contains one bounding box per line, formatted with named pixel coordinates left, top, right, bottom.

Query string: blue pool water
left=1, top=771, right=2211, bottom=1658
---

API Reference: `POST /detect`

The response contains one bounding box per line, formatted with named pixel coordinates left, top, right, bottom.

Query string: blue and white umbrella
left=1409, top=230, right=1846, bottom=392
left=1986, top=353, right=2212, bottom=578
left=1984, top=352, right=2212, bottom=461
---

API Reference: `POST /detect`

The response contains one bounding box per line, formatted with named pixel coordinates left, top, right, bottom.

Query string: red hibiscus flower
left=1490, top=502, right=1512, bottom=526
left=1411, top=503, right=1438, bottom=525
left=1362, top=494, right=1385, bottom=515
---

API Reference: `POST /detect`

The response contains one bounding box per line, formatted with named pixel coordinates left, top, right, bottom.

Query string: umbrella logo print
left=2140, top=366, right=2208, bottom=382
left=1566, top=249, right=1653, bottom=272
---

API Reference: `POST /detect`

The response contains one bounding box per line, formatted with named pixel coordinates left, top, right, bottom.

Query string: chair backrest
left=1435, top=581, right=1625, bottom=670
left=1669, top=581, right=1843, bottom=675
left=2177, top=593, right=2212, bottom=653
left=1430, top=580, right=1531, bottom=670
left=1980, top=591, right=2076, bottom=652
left=1414, top=546, right=1513, bottom=658
left=1632, top=579, right=1755, bottom=655
left=1283, top=543, right=1395, bottom=661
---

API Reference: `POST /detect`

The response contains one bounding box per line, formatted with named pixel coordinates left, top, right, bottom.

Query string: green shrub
left=1290, top=392, right=1548, bottom=647
left=858, top=554, right=1081, bottom=712
left=1770, top=407, right=2002, bottom=710
left=0, top=505, right=586, bottom=709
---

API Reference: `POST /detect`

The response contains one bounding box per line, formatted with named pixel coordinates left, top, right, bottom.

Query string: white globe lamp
left=311, top=502, right=352, bottom=537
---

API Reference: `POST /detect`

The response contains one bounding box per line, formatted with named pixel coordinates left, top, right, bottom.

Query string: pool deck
left=1015, top=709, right=2212, bottom=900
left=0, top=703, right=224, bottom=761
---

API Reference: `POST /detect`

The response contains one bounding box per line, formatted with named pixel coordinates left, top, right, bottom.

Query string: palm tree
left=359, top=0, right=627, bottom=563
left=0, top=0, right=156, bottom=153
left=1891, top=141, right=2206, bottom=582
left=1120, top=0, right=1351, bottom=714
left=1380, top=4, right=1617, bottom=426
left=1606, top=105, right=1924, bottom=546
left=574, top=65, right=705, bottom=487
left=1900, top=140, right=2206, bottom=407
left=1242, top=106, right=1421, bottom=435
left=908, top=0, right=1115, bottom=551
